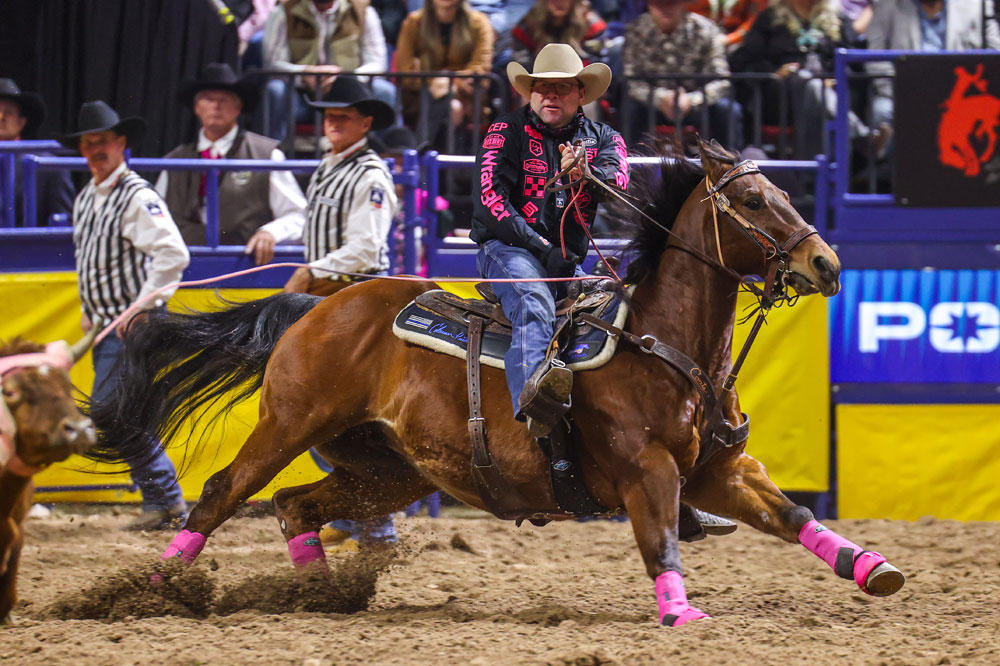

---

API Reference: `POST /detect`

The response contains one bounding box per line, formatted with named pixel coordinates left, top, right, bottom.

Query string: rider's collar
left=527, top=107, right=585, bottom=139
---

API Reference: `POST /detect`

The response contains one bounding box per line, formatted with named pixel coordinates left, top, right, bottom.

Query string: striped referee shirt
left=302, top=138, right=398, bottom=279
left=73, top=161, right=190, bottom=322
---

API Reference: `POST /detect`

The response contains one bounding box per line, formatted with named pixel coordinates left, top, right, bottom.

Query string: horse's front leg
left=684, top=452, right=905, bottom=597
left=621, top=446, right=709, bottom=627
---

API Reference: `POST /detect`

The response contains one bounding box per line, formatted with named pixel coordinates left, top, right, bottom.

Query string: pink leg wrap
left=161, top=529, right=207, bottom=564
left=655, top=571, right=710, bottom=627
left=288, top=531, right=328, bottom=569
left=799, top=520, right=888, bottom=594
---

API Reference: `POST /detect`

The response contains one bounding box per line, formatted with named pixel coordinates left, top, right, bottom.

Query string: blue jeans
left=477, top=239, right=577, bottom=418
left=263, top=77, right=398, bottom=142
left=92, top=334, right=184, bottom=511
left=308, top=449, right=397, bottom=543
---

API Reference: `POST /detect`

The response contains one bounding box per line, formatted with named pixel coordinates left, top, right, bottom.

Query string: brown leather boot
left=518, top=359, right=573, bottom=437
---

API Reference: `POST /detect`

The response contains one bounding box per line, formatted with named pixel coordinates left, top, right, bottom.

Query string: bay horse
left=1, top=330, right=97, bottom=623
left=91, top=140, right=904, bottom=625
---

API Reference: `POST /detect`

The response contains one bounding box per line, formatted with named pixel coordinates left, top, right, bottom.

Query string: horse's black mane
left=610, top=139, right=738, bottom=284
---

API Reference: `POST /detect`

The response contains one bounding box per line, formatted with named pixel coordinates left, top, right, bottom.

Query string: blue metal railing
left=3, top=150, right=425, bottom=275
left=0, top=140, right=67, bottom=229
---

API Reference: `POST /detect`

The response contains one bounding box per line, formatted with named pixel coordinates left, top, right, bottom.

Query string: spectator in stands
left=261, top=0, right=395, bottom=142
left=395, top=0, right=495, bottom=149
left=504, top=0, right=608, bottom=71
left=866, top=0, right=1000, bottom=133
left=157, top=63, right=306, bottom=264
left=57, top=101, right=190, bottom=531
left=407, top=0, right=534, bottom=34
left=238, top=0, right=279, bottom=63
left=686, top=0, right=767, bottom=49
left=623, top=0, right=743, bottom=148
left=840, top=0, right=873, bottom=36
left=0, top=78, right=74, bottom=227
left=729, top=0, right=872, bottom=159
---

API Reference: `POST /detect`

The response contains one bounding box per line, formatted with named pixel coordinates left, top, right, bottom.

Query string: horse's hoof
left=865, top=562, right=905, bottom=597
left=660, top=607, right=710, bottom=627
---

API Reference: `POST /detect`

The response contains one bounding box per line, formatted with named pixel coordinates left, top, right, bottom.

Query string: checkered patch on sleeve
left=523, top=175, right=546, bottom=198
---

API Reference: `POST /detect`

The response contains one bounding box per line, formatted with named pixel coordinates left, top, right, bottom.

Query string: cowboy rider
left=470, top=43, right=737, bottom=540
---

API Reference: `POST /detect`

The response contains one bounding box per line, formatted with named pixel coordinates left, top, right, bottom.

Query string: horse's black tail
left=88, top=293, right=323, bottom=467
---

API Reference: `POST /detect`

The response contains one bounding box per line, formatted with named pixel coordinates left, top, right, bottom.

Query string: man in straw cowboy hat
left=58, top=100, right=191, bottom=531
left=157, top=63, right=306, bottom=265
left=471, top=42, right=628, bottom=438
left=472, top=44, right=737, bottom=540
left=0, top=78, right=75, bottom=226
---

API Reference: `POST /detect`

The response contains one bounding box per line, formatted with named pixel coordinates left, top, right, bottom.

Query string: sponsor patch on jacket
left=488, top=122, right=508, bottom=132
left=370, top=188, right=384, bottom=208
left=145, top=201, right=166, bottom=217
left=524, top=125, right=542, bottom=140
left=230, top=170, right=252, bottom=186
left=586, top=148, right=597, bottom=163
left=529, top=139, right=543, bottom=157
left=522, top=201, right=539, bottom=217
left=483, top=133, right=505, bottom=149
left=523, top=175, right=546, bottom=198
left=523, top=159, right=547, bottom=174
left=580, top=136, right=598, bottom=146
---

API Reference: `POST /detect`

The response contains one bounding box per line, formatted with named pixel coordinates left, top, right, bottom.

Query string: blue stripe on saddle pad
left=391, top=290, right=629, bottom=371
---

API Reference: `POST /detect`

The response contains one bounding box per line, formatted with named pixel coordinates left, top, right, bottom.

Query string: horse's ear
left=697, top=138, right=729, bottom=184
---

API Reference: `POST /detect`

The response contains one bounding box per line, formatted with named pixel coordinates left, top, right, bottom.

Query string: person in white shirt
left=261, top=0, right=396, bottom=141
left=157, top=63, right=306, bottom=265
left=58, top=101, right=191, bottom=532
left=283, top=75, right=398, bottom=296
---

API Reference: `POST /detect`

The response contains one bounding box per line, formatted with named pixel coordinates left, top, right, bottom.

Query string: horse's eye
left=744, top=197, right=762, bottom=210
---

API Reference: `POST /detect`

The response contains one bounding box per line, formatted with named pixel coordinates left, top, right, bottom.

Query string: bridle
left=0, top=342, right=74, bottom=477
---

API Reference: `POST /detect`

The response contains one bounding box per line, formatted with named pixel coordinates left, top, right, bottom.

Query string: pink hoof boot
left=655, top=571, right=710, bottom=627
left=288, top=531, right=328, bottom=570
left=161, top=529, right=207, bottom=564
left=799, top=520, right=904, bottom=597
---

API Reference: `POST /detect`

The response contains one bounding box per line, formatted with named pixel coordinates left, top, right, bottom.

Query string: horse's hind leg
left=273, top=445, right=435, bottom=570
left=621, top=446, right=710, bottom=627
left=684, top=451, right=905, bottom=598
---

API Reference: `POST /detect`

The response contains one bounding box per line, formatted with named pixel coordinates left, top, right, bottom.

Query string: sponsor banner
left=894, top=54, right=1000, bottom=206
left=830, top=269, right=1000, bottom=383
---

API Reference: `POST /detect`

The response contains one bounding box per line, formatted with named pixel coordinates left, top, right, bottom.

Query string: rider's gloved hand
left=544, top=247, right=580, bottom=278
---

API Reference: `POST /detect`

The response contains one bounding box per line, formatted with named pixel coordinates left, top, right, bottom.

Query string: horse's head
left=697, top=139, right=841, bottom=297
left=1, top=330, right=98, bottom=474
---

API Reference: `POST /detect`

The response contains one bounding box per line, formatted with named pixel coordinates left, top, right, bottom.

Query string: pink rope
left=93, top=262, right=599, bottom=346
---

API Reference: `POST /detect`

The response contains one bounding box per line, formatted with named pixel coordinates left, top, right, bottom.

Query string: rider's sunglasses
left=531, top=81, right=579, bottom=96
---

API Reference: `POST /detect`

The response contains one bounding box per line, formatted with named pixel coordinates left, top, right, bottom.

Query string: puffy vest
left=163, top=131, right=278, bottom=246
left=284, top=0, right=369, bottom=71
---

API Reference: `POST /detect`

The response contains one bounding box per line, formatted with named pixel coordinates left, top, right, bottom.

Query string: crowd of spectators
left=3, top=0, right=1000, bottom=236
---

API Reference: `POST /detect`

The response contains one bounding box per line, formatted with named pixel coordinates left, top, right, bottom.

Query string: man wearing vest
left=283, top=75, right=398, bottom=297
left=157, top=63, right=306, bottom=265
left=282, top=76, right=399, bottom=548
left=59, top=101, right=191, bottom=532
left=262, top=0, right=395, bottom=142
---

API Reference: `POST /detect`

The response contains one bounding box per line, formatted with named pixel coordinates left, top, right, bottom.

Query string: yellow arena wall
left=2, top=272, right=830, bottom=504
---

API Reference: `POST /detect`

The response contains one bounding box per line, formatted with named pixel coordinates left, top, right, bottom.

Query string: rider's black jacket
left=470, top=105, right=630, bottom=263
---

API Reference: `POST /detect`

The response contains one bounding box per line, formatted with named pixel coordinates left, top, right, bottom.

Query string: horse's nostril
left=60, top=417, right=95, bottom=442
left=812, top=255, right=837, bottom=281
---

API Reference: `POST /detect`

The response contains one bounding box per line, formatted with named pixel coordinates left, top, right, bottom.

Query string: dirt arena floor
left=3, top=506, right=998, bottom=665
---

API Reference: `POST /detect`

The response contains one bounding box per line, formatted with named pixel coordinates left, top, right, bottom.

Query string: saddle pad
left=392, top=289, right=630, bottom=371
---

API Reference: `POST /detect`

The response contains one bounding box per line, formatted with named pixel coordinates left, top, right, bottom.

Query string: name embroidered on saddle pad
left=391, top=289, right=630, bottom=371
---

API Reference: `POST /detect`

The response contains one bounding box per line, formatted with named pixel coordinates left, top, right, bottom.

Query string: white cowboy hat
left=507, top=43, right=612, bottom=106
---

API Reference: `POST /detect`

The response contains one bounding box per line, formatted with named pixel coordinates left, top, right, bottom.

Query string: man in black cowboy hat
left=157, top=63, right=306, bottom=265
left=282, top=75, right=399, bottom=548
left=59, top=100, right=191, bottom=532
left=282, top=75, right=397, bottom=297
left=0, top=78, right=74, bottom=226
